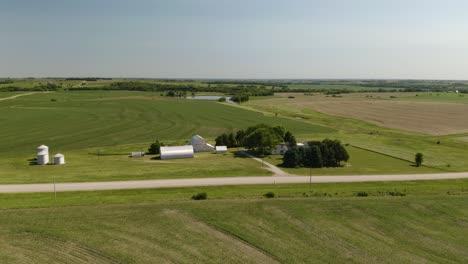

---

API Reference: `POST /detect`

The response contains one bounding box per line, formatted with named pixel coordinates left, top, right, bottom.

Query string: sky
left=1, top=0, right=468, bottom=79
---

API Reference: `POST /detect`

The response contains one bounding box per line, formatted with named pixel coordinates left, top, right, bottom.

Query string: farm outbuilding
left=131, top=152, right=145, bottom=157
left=160, top=146, right=194, bottom=160
left=54, top=153, right=65, bottom=165
left=215, top=146, right=228, bottom=154
left=37, top=150, right=49, bottom=165
left=191, top=135, right=215, bottom=152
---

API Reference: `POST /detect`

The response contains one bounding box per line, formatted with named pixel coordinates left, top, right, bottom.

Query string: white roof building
left=37, top=149, right=49, bottom=165
left=160, top=146, right=194, bottom=160
left=215, top=146, right=228, bottom=154
left=131, top=152, right=145, bottom=157
left=191, top=135, right=215, bottom=152
left=54, top=153, right=65, bottom=165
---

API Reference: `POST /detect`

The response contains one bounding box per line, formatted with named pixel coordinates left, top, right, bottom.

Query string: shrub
left=50, top=98, right=57, bottom=102
left=218, top=97, right=226, bottom=102
left=148, top=140, right=162, bottom=155
left=264, top=192, right=275, bottom=198
left=192, top=192, right=207, bottom=200
left=356, top=191, right=368, bottom=197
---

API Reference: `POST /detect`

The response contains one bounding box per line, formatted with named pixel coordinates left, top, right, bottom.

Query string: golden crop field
left=258, top=93, right=468, bottom=135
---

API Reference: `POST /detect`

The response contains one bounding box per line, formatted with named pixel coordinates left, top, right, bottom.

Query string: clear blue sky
left=1, top=0, right=467, bottom=79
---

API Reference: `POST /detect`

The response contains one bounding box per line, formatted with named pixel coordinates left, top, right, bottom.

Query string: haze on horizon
left=1, top=0, right=468, bottom=80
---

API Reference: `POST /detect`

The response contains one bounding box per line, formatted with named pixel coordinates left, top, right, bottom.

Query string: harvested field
left=258, top=94, right=468, bottom=135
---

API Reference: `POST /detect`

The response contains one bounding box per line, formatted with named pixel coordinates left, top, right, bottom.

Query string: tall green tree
left=415, top=153, right=424, bottom=167
left=284, top=131, right=297, bottom=146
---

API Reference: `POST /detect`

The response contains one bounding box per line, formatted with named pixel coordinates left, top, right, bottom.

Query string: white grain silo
left=54, top=153, right=65, bottom=165
left=37, top=149, right=49, bottom=165
left=37, top=145, right=49, bottom=154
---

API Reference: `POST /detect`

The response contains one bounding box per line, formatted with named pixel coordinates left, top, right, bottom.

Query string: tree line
left=215, top=124, right=296, bottom=153
left=283, top=139, right=349, bottom=168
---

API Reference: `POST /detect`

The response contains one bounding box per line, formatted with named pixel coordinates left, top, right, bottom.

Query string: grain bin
left=54, top=153, right=65, bottom=165
left=37, top=150, right=49, bottom=165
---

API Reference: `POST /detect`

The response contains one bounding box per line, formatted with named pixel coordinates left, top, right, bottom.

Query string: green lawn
left=266, top=146, right=441, bottom=176
left=0, top=150, right=271, bottom=184
left=0, top=180, right=467, bottom=263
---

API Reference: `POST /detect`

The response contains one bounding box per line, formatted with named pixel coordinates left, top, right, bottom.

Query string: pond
left=186, top=95, right=235, bottom=103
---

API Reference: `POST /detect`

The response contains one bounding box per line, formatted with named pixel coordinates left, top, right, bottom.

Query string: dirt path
left=1, top=172, right=468, bottom=193
left=0, top=92, right=47, bottom=101
left=238, top=151, right=289, bottom=176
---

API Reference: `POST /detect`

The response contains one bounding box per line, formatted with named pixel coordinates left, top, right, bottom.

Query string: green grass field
left=1, top=180, right=467, bottom=263
left=266, top=146, right=441, bottom=175
left=396, top=92, right=468, bottom=104
left=0, top=91, right=331, bottom=183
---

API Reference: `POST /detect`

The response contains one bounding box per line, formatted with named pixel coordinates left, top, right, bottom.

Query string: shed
left=191, top=135, right=215, bottom=152
left=160, top=146, right=194, bottom=160
left=37, top=149, right=49, bottom=165
left=131, top=152, right=145, bottom=157
left=215, top=146, right=228, bottom=154
left=54, top=153, right=65, bottom=165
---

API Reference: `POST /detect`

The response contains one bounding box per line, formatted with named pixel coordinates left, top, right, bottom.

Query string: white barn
left=215, top=146, right=228, bottom=154
left=37, top=149, right=49, bottom=165
left=191, top=135, right=215, bottom=152
left=160, top=146, right=194, bottom=160
left=54, top=153, right=65, bottom=165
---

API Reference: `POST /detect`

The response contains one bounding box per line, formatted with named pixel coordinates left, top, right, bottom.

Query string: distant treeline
left=65, top=77, right=113, bottom=81
left=75, top=81, right=274, bottom=97
left=0, top=80, right=14, bottom=85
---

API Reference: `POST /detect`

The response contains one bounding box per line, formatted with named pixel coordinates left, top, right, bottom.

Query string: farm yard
left=1, top=90, right=468, bottom=184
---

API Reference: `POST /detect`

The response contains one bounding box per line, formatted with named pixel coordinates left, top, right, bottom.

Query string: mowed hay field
left=254, top=93, right=468, bottom=135
left=1, top=194, right=467, bottom=263
left=0, top=91, right=330, bottom=183
left=0, top=91, right=333, bottom=155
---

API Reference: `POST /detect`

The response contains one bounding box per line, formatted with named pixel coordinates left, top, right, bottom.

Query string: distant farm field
left=253, top=93, right=468, bottom=135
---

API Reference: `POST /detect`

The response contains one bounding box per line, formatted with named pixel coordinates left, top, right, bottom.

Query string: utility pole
left=309, top=167, right=312, bottom=192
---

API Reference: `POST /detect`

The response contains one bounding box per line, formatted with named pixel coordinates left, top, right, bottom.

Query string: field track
left=1, top=172, right=468, bottom=193
left=0, top=92, right=43, bottom=101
